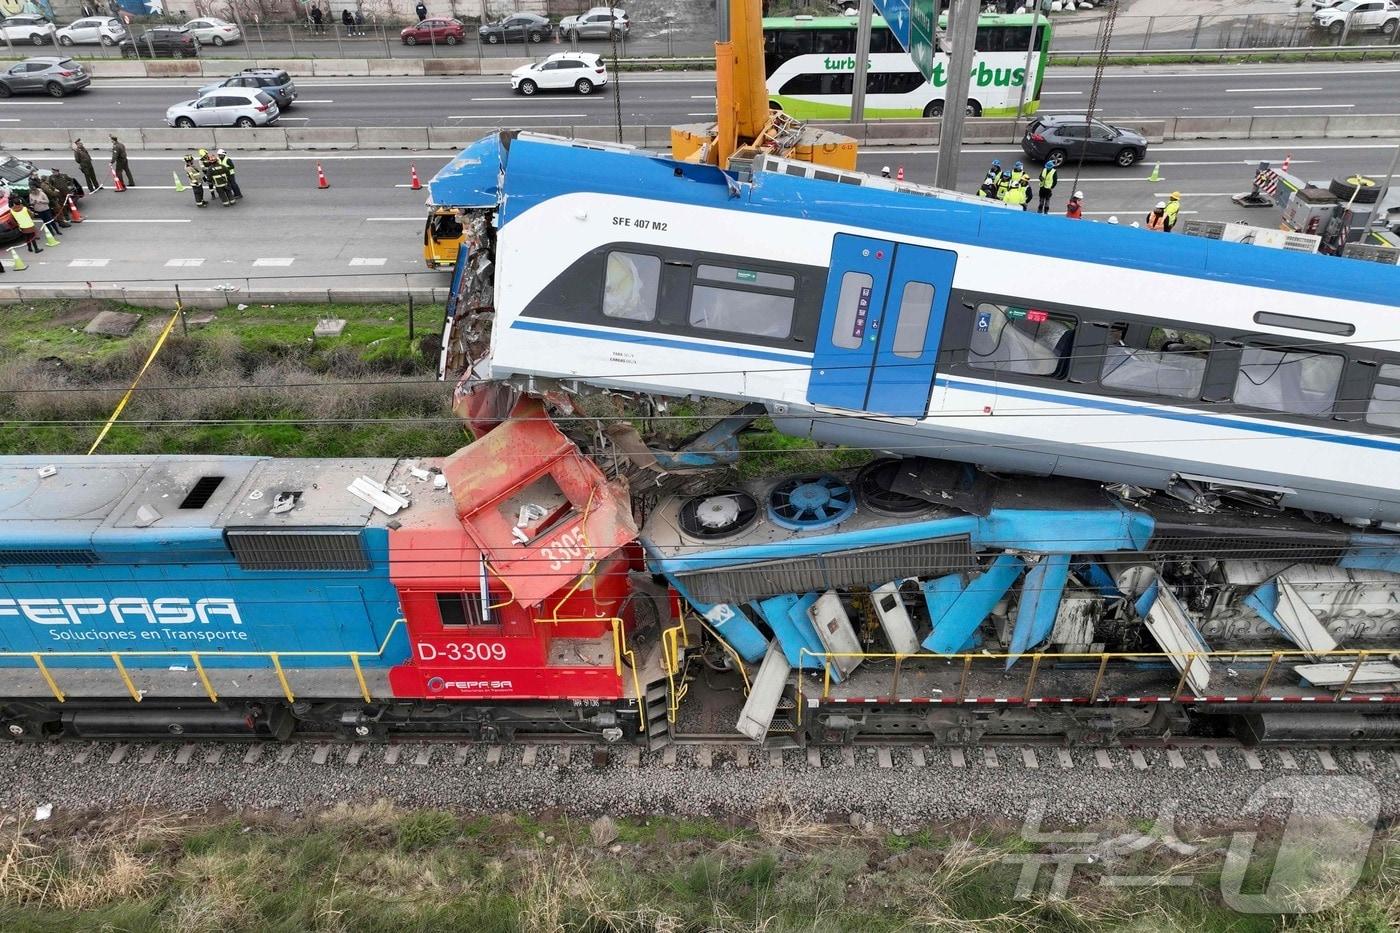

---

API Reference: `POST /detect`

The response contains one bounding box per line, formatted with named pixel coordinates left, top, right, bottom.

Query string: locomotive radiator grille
left=224, top=528, right=370, bottom=571
left=676, top=537, right=976, bottom=605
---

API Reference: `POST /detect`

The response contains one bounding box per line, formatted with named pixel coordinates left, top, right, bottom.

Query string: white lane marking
left=1153, top=192, right=1242, bottom=197
left=365, top=216, right=421, bottom=221
left=252, top=257, right=294, bottom=266
left=1044, top=67, right=1400, bottom=80
left=687, top=112, right=716, bottom=117
left=68, top=258, right=109, bottom=267
left=165, top=258, right=205, bottom=267
left=470, top=96, right=528, bottom=101
left=0, top=101, right=64, bottom=105
left=1253, top=103, right=1355, bottom=109
left=1040, top=91, right=1083, bottom=96
left=0, top=119, right=18, bottom=123
left=82, top=218, right=191, bottom=223
left=276, top=117, right=311, bottom=121
left=448, top=113, right=587, bottom=119
left=689, top=94, right=716, bottom=99
left=1224, top=87, right=1323, bottom=93
left=1081, top=210, right=1199, bottom=216
left=348, top=257, right=387, bottom=266
left=296, top=98, right=335, bottom=103
left=869, top=143, right=1400, bottom=155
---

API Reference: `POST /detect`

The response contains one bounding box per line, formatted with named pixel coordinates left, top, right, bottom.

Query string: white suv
left=56, top=16, right=127, bottom=46
left=511, top=52, right=609, bottom=96
left=167, top=87, right=280, bottom=127
left=0, top=15, right=56, bottom=46
left=1313, top=0, right=1400, bottom=35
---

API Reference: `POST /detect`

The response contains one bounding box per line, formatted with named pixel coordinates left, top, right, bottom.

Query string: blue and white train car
left=434, top=132, right=1400, bottom=525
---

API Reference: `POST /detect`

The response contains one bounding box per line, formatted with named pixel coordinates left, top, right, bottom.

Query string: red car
left=400, top=18, right=464, bottom=45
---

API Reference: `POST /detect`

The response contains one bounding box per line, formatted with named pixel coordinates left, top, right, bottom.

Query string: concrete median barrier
left=425, top=58, right=481, bottom=75
left=199, top=59, right=258, bottom=76
left=861, top=121, right=936, bottom=144
left=143, top=60, right=202, bottom=78
left=367, top=59, right=425, bottom=76
left=357, top=126, right=429, bottom=148
left=213, top=126, right=289, bottom=150
left=961, top=120, right=1017, bottom=144
left=1171, top=116, right=1252, bottom=139
left=86, top=61, right=146, bottom=78
left=140, top=126, right=216, bottom=150
left=1249, top=115, right=1329, bottom=139
left=0, top=129, right=77, bottom=151
left=287, top=127, right=357, bottom=149
left=312, top=59, right=370, bottom=76
left=427, top=126, right=491, bottom=149
left=1324, top=114, right=1400, bottom=138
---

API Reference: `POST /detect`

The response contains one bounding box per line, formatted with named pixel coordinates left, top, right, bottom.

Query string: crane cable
left=1070, top=0, right=1121, bottom=200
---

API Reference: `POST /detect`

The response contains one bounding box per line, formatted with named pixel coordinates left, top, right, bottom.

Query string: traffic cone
left=1280, top=153, right=1292, bottom=173
left=896, top=164, right=905, bottom=182
left=316, top=161, right=330, bottom=189
left=1147, top=162, right=1162, bottom=183
left=9, top=248, right=26, bottom=272
left=173, top=169, right=186, bottom=192
left=110, top=164, right=126, bottom=192
left=42, top=223, right=60, bottom=248
left=66, top=195, right=84, bottom=223
left=409, top=163, right=422, bottom=190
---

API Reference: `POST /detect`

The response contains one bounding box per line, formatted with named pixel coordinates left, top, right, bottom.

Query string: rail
left=792, top=646, right=1400, bottom=726
left=9, top=617, right=402, bottom=705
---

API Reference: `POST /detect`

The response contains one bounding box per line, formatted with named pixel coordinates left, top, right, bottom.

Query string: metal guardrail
left=1047, top=44, right=1400, bottom=62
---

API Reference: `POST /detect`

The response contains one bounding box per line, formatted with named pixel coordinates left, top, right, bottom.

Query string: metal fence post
left=334, top=23, right=344, bottom=57
left=287, top=22, right=298, bottom=57
left=1190, top=15, right=1202, bottom=49
left=1142, top=16, right=1154, bottom=51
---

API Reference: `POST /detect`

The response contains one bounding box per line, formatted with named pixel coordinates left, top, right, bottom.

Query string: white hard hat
left=1107, top=216, right=1119, bottom=224
left=1073, top=190, right=1084, bottom=199
left=1130, top=221, right=1140, bottom=228
left=1155, top=201, right=1166, bottom=209
left=881, top=166, right=891, bottom=173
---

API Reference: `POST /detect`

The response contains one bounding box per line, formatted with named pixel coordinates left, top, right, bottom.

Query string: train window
left=831, top=272, right=873, bottom=350
left=697, top=264, right=795, bottom=291
left=1232, top=346, right=1344, bottom=417
left=1099, top=324, right=1210, bottom=400
left=690, top=286, right=795, bottom=338
left=967, top=302, right=1076, bottom=378
left=602, top=251, right=660, bottom=322
left=436, top=593, right=489, bottom=627
left=1367, top=383, right=1400, bottom=428
left=892, top=281, right=936, bottom=358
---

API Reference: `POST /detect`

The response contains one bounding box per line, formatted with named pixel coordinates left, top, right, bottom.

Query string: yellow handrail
left=660, top=624, right=689, bottom=724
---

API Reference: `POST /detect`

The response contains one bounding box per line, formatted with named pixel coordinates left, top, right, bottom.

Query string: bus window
left=776, top=29, right=812, bottom=59
left=813, top=29, right=852, bottom=54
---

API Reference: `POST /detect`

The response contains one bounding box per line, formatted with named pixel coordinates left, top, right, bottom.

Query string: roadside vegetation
left=0, top=804, right=1394, bottom=932
left=0, top=300, right=463, bottom=459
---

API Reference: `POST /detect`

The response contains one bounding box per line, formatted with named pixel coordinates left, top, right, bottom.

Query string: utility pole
left=1013, top=3, right=1042, bottom=122
left=933, top=0, right=979, bottom=190
left=851, top=0, right=874, bottom=124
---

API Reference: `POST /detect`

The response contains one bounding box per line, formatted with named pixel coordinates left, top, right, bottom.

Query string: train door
left=808, top=234, right=957, bottom=417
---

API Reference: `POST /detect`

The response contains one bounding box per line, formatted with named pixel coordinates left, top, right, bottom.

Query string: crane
left=669, top=0, right=858, bottom=173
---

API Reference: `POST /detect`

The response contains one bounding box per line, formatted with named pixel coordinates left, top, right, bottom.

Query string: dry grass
left=0, top=814, right=179, bottom=911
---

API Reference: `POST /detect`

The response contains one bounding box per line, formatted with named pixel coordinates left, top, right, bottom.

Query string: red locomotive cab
left=387, top=527, right=641, bottom=702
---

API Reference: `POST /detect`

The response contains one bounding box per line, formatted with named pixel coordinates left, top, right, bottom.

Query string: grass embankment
left=0, top=805, right=1395, bottom=932
left=0, top=300, right=464, bottom=459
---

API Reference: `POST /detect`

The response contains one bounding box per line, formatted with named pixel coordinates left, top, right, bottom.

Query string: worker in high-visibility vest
left=11, top=200, right=41, bottom=253
left=995, top=170, right=1013, bottom=201
left=1163, top=191, right=1182, bottom=232
left=1146, top=201, right=1168, bottom=231
left=1065, top=190, right=1084, bottom=219
left=982, top=159, right=1001, bottom=188
left=1037, top=159, right=1058, bottom=214
left=1004, top=179, right=1030, bottom=209
left=1009, top=160, right=1026, bottom=189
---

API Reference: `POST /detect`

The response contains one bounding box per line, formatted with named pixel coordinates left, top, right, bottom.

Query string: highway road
left=5, top=136, right=1394, bottom=290
left=6, top=62, right=1398, bottom=130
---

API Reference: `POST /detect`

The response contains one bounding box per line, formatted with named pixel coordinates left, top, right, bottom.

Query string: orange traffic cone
left=896, top=164, right=905, bottom=182
left=1281, top=153, right=1292, bottom=173
left=66, top=195, right=84, bottom=223
left=409, top=163, right=422, bottom=191
left=110, top=164, right=126, bottom=192
left=316, top=161, right=330, bottom=189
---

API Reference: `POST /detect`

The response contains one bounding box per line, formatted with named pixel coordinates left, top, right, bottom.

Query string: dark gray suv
left=0, top=56, right=89, bottom=98
left=1021, top=115, right=1149, bottom=167
left=200, top=68, right=297, bottom=109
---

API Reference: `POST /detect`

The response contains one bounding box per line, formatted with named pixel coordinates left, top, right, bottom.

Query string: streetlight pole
left=933, top=0, right=979, bottom=190
left=1014, top=2, right=1042, bottom=122
left=851, top=0, right=874, bottom=125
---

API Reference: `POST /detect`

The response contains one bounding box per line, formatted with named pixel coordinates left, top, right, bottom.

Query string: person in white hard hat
left=1065, top=190, right=1084, bottom=219
left=881, top=166, right=892, bottom=178
left=1146, top=200, right=1167, bottom=231
left=1107, top=216, right=1119, bottom=224
left=216, top=148, right=242, bottom=200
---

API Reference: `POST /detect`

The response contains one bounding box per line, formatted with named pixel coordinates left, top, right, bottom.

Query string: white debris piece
left=34, top=804, right=52, bottom=821
left=38, top=465, right=57, bottom=478
left=410, top=467, right=432, bottom=481
left=347, top=476, right=411, bottom=515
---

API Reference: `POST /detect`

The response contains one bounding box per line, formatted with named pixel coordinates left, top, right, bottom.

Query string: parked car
left=559, top=7, right=629, bottom=40
left=183, top=17, right=241, bottom=46
left=400, top=18, right=464, bottom=45
left=119, top=26, right=199, bottom=58
left=1021, top=114, right=1148, bottom=167
left=167, top=87, right=279, bottom=127
left=55, top=16, right=127, bottom=46
left=0, top=56, right=90, bottom=98
left=1312, top=0, right=1400, bottom=34
left=479, top=12, right=554, bottom=44
left=200, top=68, right=297, bottom=109
left=0, top=14, right=56, bottom=46
left=511, top=51, right=608, bottom=95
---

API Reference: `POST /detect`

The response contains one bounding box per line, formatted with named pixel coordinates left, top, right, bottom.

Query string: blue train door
left=808, top=234, right=957, bottom=417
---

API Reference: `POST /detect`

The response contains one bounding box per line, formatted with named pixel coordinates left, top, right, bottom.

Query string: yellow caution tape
left=86, top=307, right=183, bottom=455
